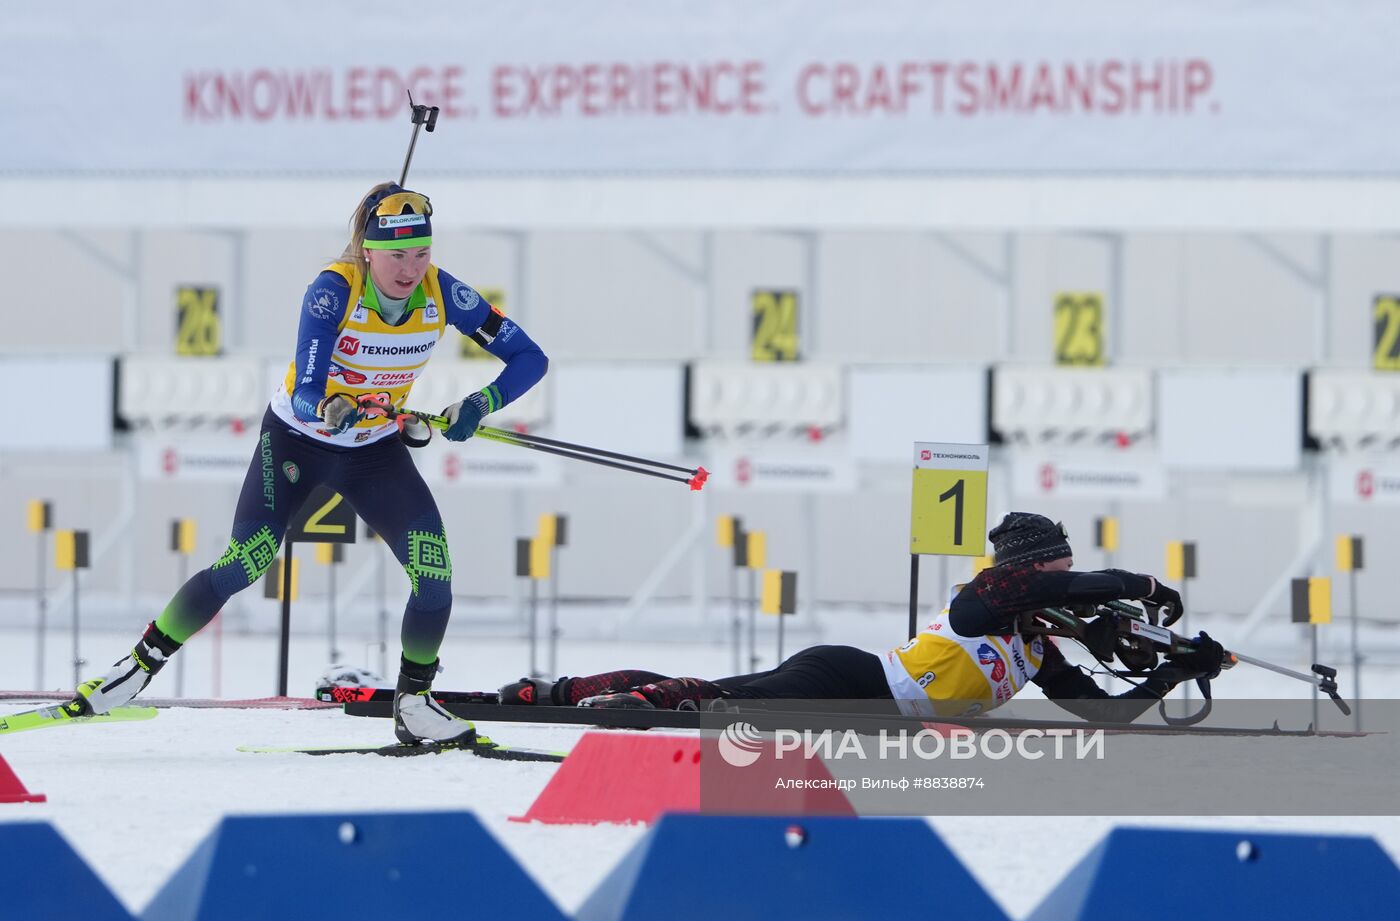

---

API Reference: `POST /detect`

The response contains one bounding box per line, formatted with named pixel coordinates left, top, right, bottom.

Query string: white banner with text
left=1329, top=462, right=1400, bottom=506
left=1011, top=456, right=1167, bottom=501
left=4, top=2, right=1398, bottom=175
left=709, top=453, right=857, bottom=493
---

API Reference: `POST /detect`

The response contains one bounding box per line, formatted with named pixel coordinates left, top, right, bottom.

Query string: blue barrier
left=0, top=821, right=132, bottom=921
left=1029, top=826, right=1400, bottom=920
left=576, top=814, right=1007, bottom=921
left=141, top=811, right=565, bottom=921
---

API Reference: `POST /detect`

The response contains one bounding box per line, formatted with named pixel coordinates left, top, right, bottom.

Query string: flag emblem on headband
left=394, top=227, right=414, bottom=238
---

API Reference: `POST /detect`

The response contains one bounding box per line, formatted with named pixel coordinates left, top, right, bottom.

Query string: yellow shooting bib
left=271, top=261, right=447, bottom=447
left=880, top=610, right=1045, bottom=718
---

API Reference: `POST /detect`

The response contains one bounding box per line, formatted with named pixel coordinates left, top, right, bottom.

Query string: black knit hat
left=362, top=184, right=433, bottom=250
left=989, top=512, right=1072, bottom=567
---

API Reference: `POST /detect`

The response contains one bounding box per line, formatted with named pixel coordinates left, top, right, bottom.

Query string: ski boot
left=498, top=677, right=556, bottom=706
left=393, top=657, right=477, bottom=745
left=74, top=622, right=181, bottom=715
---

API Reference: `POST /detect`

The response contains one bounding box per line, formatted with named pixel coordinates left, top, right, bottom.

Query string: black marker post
left=276, top=486, right=358, bottom=697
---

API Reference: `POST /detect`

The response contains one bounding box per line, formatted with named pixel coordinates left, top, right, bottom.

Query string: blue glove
left=316, top=393, right=362, bottom=435
left=442, top=385, right=501, bottom=442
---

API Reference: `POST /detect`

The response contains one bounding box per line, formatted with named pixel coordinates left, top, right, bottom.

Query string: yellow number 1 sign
left=910, top=442, right=989, bottom=556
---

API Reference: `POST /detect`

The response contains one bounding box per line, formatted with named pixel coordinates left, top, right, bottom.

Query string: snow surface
left=2, top=622, right=1398, bottom=919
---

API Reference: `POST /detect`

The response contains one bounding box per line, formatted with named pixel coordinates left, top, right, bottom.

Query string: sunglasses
left=372, top=191, right=433, bottom=219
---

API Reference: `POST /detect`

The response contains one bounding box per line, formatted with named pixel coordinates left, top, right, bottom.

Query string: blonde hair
left=339, top=181, right=398, bottom=273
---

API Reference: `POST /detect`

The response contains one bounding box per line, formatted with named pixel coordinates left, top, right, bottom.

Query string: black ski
left=316, top=685, right=497, bottom=705
left=238, top=736, right=565, bottom=762
left=332, top=695, right=1367, bottom=738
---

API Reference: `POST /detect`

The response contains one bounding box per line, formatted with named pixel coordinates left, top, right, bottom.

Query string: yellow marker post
left=745, top=532, right=768, bottom=570
left=26, top=500, right=52, bottom=534
left=170, top=518, right=198, bottom=696
left=27, top=500, right=53, bottom=689
left=717, top=515, right=744, bottom=673
left=365, top=522, right=390, bottom=680
left=761, top=570, right=798, bottom=662
left=910, top=442, right=989, bottom=640
left=1164, top=540, right=1198, bottom=714
left=55, top=530, right=91, bottom=688
left=1164, top=540, right=1197, bottom=616
left=1308, top=577, right=1332, bottom=625
left=537, top=514, right=558, bottom=548
left=743, top=531, right=769, bottom=670
left=716, top=515, right=737, bottom=548
left=759, top=570, right=791, bottom=615
left=516, top=535, right=553, bottom=678
left=1095, top=517, right=1119, bottom=552
left=1165, top=541, right=1195, bottom=582
left=267, top=551, right=301, bottom=696
left=263, top=557, right=300, bottom=603
left=529, top=537, right=551, bottom=581
left=1335, top=535, right=1364, bottom=730
left=313, top=543, right=345, bottom=663
left=1335, top=536, right=1362, bottom=573
left=54, top=531, right=72, bottom=571
left=1095, top=515, right=1119, bottom=569
left=1292, top=575, right=1334, bottom=728
left=1163, top=537, right=1195, bottom=597
left=537, top=514, right=568, bottom=676
left=170, top=519, right=197, bottom=556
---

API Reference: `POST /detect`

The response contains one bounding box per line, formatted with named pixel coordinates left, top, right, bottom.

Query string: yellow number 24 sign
left=910, top=442, right=989, bottom=557
left=751, top=289, right=800, bottom=362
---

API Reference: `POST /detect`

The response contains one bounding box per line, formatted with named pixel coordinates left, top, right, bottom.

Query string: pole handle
left=398, top=90, right=441, bottom=187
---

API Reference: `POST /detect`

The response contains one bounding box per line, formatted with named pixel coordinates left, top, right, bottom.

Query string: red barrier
left=0, top=754, right=46, bottom=804
left=513, top=731, right=853, bottom=825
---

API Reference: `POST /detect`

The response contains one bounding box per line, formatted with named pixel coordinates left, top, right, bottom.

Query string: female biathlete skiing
left=74, top=183, right=548, bottom=745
